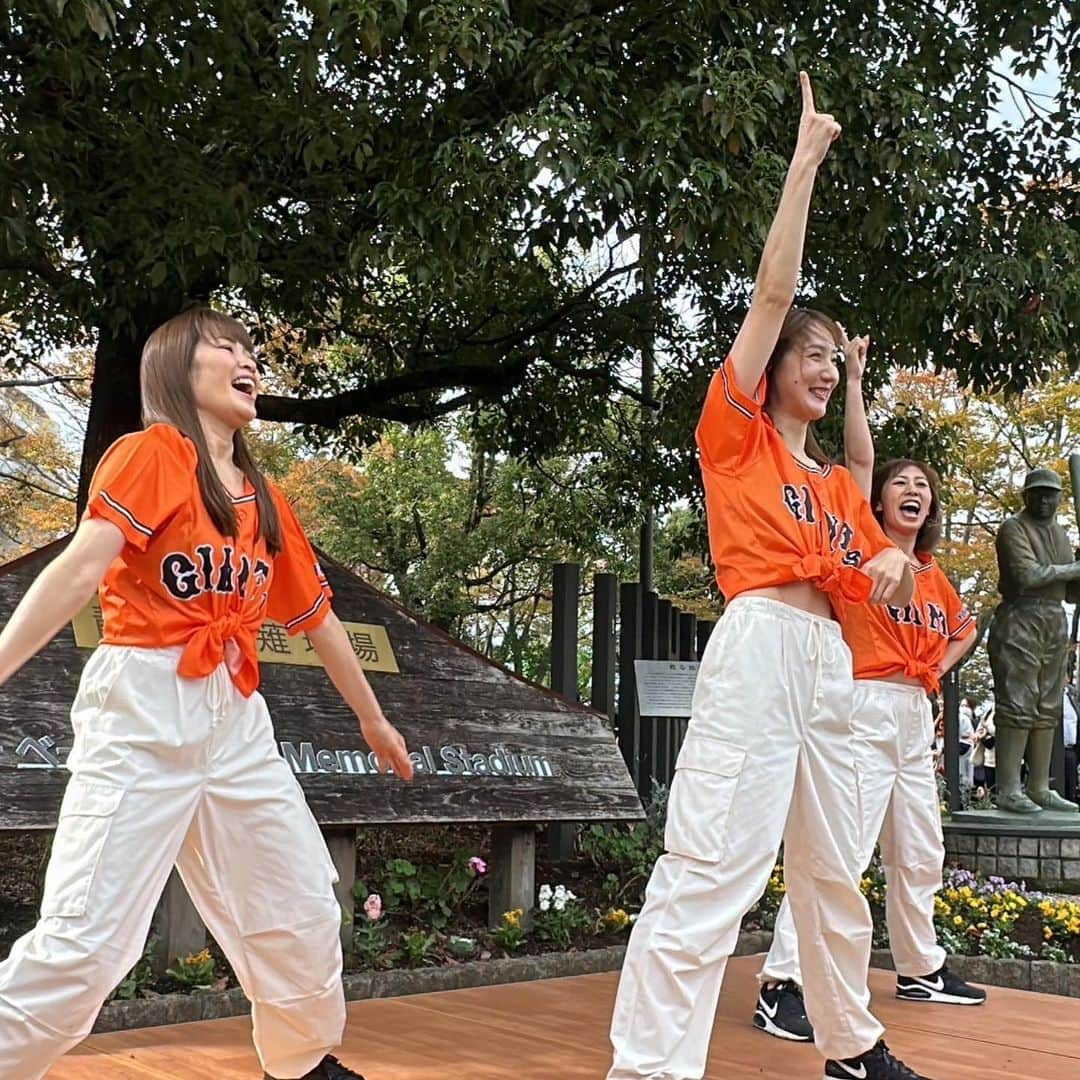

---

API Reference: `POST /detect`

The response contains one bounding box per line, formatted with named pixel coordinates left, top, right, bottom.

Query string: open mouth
left=898, top=498, right=924, bottom=523
left=231, top=376, right=257, bottom=400
left=808, top=387, right=831, bottom=404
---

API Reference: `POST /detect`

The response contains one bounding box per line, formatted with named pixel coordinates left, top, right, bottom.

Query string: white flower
left=554, top=897, right=566, bottom=912
left=538, top=884, right=553, bottom=901
left=554, top=885, right=567, bottom=899
left=539, top=899, right=550, bottom=912
left=566, top=890, right=577, bottom=901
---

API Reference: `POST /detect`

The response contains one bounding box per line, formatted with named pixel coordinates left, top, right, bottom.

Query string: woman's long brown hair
left=871, top=458, right=942, bottom=554
left=763, top=307, right=842, bottom=467
left=140, top=307, right=282, bottom=555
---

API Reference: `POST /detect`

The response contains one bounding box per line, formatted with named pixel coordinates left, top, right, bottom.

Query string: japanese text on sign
left=633, top=660, right=700, bottom=718
left=72, top=600, right=399, bottom=673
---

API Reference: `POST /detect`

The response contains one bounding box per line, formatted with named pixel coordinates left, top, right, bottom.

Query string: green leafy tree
left=0, top=351, right=88, bottom=554
left=1, top=1, right=1075, bottom=508
left=257, top=416, right=643, bottom=678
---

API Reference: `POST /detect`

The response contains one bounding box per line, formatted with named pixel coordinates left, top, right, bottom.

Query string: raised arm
left=840, top=329, right=873, bottom=498
left=728, top=71, right=842, bottom=397
left=0, top=518, right=124, bottom=687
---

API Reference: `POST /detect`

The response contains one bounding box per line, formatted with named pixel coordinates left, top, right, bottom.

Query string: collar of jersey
left=761, top=413, right=833, bottom=476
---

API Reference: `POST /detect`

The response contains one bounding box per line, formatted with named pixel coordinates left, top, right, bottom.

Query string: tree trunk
left=77, top=328, right=149, bottom=514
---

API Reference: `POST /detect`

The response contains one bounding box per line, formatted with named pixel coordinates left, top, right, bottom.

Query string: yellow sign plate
left=72, top=600, right=399, bottom=673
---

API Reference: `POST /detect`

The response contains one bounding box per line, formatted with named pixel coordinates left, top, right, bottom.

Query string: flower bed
left=6, top=785, right=1076, bottom=1009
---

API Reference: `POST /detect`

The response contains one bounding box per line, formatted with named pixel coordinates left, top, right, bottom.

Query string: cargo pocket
left=40, top=778, right=125, bottom=918
left=664, top=732, right=746, bottom=863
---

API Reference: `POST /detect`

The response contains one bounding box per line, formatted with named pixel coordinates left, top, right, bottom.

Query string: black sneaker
left=896, top=965, right=987, bottom=1005
left=825, top=1041, right=934, bottom=1079
left=265, top=1056, right=366, bottom=1080
left=752, top=979, right=814, bottom=1041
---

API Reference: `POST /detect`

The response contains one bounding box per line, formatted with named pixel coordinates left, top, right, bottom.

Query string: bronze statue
left=987, top=468, right=1080, bottom=814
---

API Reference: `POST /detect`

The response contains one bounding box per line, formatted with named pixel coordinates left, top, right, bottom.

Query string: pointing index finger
left=799, top=70, right=815, bottom=114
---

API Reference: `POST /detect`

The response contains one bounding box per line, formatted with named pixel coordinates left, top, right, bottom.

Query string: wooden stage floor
left=48, top=955, right=1080, bottom=1079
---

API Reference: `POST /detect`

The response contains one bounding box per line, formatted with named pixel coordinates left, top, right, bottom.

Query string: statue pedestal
left=944, top=809, right=1080, bottom=890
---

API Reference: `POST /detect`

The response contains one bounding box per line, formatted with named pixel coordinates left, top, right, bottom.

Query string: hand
left=862, top=547, right=908, bottom=605
left=360, top=713, right=414, bottom=780
left=795, top=71, right=842, bottom=167
left=838, top=323, right=870, bottom=381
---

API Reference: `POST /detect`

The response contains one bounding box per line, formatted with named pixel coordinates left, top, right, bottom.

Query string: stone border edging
left=90, top=929, right=1076, bottom=1034
left=92, top=931, right=773, bottom=1034
left=869, top=948, right=1080, bottom=998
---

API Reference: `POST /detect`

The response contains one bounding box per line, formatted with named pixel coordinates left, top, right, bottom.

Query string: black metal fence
left=549, top=564, right=714, bottom=799
left=551, top=564, right=1073, bottom=812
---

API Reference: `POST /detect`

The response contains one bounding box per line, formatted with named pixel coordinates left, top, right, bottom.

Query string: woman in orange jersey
left=0, top=309, right=411, bottom=1080
left=607, top=73, right=934, bottom=1080
left=755, top=453, right=984, bottom=1044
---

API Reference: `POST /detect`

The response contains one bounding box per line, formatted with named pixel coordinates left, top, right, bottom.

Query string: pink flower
left=363, top=893, right=383, bottom=921
left=469, top=857, right=488, bottom=875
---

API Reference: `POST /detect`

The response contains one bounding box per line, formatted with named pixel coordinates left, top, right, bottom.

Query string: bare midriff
left=740, top=580, right=835, bottom=620
left=873, top=671, right=927, bottom=689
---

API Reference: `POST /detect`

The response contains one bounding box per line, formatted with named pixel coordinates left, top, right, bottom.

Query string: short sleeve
left=266, top=488, right=334, bottom=635
left=86, top=424, right=196, bottom=551
left=942, top=575, right=975, bottom=641
left=695, top=356, right=766, bottom=470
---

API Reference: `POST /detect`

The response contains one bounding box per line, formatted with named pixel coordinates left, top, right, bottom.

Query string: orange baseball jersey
left=85, top=423, right=332, bottom=696
left=696, top=357, right=893, bottom=607
left=835, top=554, right=974, bottom=693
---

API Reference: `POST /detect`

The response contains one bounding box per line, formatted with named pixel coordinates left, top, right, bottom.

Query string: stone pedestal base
left=944, top=810, right=1080, bottom=889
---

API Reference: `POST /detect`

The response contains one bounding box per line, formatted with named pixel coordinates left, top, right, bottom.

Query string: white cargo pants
left=0, top=645, right=345, bottom=1080
left=761, top=680, right=946, bottom=986
left=608, top=598, right=884, bottom=1078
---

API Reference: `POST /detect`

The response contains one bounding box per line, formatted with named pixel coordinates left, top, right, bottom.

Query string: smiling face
left=879, top=464, right=934, bottom=541
left=191, top=334, right=260, bottom=431
left=767, top=322, right=841, bottom=423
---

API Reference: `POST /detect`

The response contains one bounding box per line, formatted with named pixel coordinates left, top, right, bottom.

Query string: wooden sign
left=71, top=600, right=399, bottom=673
left=0, top=539, right=643, bottom=829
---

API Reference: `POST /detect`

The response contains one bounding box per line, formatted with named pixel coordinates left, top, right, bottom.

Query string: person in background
left=958, top=695, right=977, bottom=792
left=932, top=702, right=945, bottom=776
left=973, top=703, right=997, bottom=799
left=1063, top=676, right=1078, bottom=805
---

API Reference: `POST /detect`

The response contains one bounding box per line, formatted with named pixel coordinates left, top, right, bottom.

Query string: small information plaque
left=633, top=659, right=700, bottom=718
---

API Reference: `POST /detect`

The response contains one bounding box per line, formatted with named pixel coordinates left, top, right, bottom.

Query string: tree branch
left=0, top=375, right=88, bottom=389
left=990, top=67, right=1057, bottom=119
left=0, top=256, right=72, bottom=291
left=0, top=471, right=77, bottom=502
left=462, top=259, right=639, bottom=349
left=257, top=360, right=523, bottom=426
left=259, top=256, right=642, bottom=426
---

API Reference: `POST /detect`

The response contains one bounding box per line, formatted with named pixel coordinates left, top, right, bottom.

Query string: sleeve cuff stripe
left=719, top=363, right=755, bottom=421
left=99, top=491, right=153, bottom=537
left=284, top=592, right=326, bottom=631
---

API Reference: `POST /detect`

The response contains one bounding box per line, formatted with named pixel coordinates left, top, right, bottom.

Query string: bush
left=578, top=782, right=667, bottom=908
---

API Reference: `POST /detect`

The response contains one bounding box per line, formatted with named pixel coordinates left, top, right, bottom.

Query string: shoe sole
left=896, top=986, right=987, bottom=1005
left=752, top=1009, right=814, bottom=1042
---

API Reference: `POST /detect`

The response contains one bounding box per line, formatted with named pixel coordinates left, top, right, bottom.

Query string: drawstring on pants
left=806, top=617, right=840, bottom=690
left=207, top=663, right=231, bottom=725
